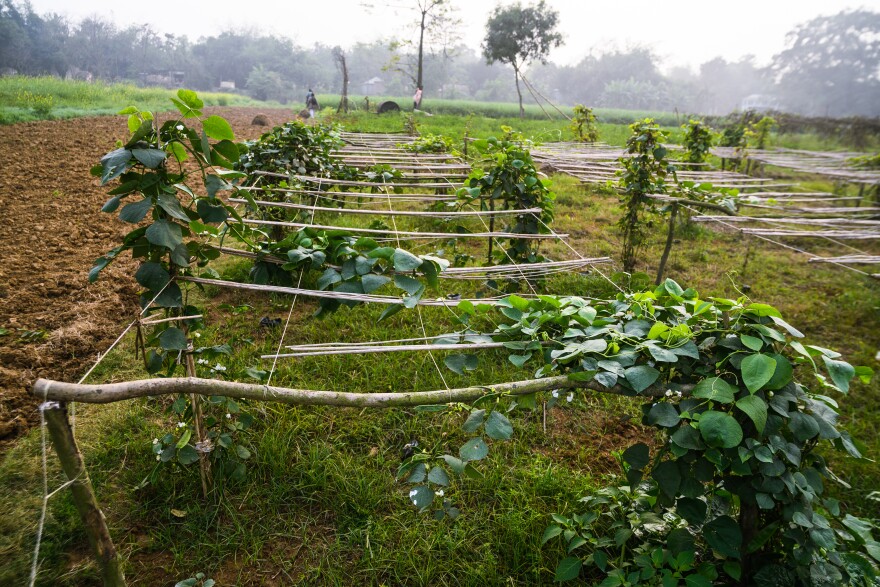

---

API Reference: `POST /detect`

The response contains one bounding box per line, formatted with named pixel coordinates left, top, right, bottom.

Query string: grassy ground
left=0, top=110, right=878, bottom=585
left=0, top=76, right=267, bottom=124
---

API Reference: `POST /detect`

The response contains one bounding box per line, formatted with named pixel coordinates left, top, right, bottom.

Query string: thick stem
left=42, top=402, right=126, bottom=587
left=417, top=10, right=426, bottom=91
left=655, top=203, right=678, bottom=285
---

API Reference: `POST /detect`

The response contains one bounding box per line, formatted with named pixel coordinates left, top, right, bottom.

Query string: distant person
left=413, top=86, right=423, bottom=110
left=306, top=88, right=319, bottom=118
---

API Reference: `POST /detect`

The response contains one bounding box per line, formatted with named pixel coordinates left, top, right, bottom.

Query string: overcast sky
left=25, top=0, right=880, bottom=71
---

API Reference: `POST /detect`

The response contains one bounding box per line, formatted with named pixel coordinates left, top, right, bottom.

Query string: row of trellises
left=91, top=91, right=450, bottom=375
left=455, top=128, right=556, bottom=266
left=704, top=109, right=880, bottom=150
left=228, top=120, right=445, bottom=315
left=88, top=90, right=452, bottom=496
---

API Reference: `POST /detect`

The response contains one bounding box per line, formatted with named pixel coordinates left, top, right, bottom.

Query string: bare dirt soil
left=0, top=107, right=292, bottom=449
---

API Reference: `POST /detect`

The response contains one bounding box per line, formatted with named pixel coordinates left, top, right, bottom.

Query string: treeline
left=0, top=0, right=877, bottom=118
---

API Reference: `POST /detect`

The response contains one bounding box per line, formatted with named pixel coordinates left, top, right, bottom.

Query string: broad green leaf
left=704, top=515, right=742, bottom=559
left=541, top=525, right=563, bottom=545
left=135, top=262, right=170, bottom=291
left=699, top=411, right=743, bottom=448
left=462, top=409, right=486, bottom=433
left=624, top=364, right=660, bottom=393
left=145, top=219, right=184, bottom=251
left=408, top=485, right=433, bottom=509
left=177, top=444, right=199, bottom=465
left=131, top=148, right=166, bottom=169
left=485, top=411, right=513, bottom=440
left=741, top=353, right=777, bottom=393
left=676, top=497, right=707, bottom=524
left=156, top=193, right=191, bottom=222
left=361, top=274, right=390, bottom=294
left=822, top=356, right=855, bottom=394
left=427, top=466, right=450, bottom=486
left=554, top=557, right=582, bottom=582
left=788, top=412, right=820, bottom=441
left=118, top=197, right=154, bottom=223
left=202, top=115, right=234, bottom=141
left=764, top=354, right=793, bottom=390
left=196, top=199, right=228, bottom=223
left=736, top=395, right=768, bottom=434
left=392, top=248, right=422, bottom=271
left=158, top=327, right=187, bottom=351
left=646, top=402, right=680, bottom=428
left=459, top=437, right=488, bottom=461
left=693, top=377, right=737, bottom=404
left=622, top=442, right=649, bottom=470
left=394, top=274, right=423, bottom=296
left=652, top=460, right=681, bottom=498
left=177, top=89, right=204, bottom=109
left=740, top=334, right=764, bottom=351
left=378, top=303, right=403, bottom=322
left=441, top=455, right=466, bottom=474
left=235, top=445, right=251, bottom=460
left=444, top=353, right=477, bottom=375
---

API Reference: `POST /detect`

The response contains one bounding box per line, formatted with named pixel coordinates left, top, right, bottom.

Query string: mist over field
left=1, top=0, right=878, bottom=117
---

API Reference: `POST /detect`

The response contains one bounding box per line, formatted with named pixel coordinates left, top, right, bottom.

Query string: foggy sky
left=24, top=0, right=879, bottom=71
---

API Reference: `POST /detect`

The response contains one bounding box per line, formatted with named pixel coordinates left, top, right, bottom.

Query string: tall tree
left=771, top=10, right=880, bottom=117
left=383, top=0, right=458, bottom=99
left=482, top=0, right=563, bottom=117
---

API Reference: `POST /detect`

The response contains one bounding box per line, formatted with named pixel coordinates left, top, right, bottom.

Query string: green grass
left=0, top=76, right=268, bottom=124
left=1, top=109, right=878, bottom=585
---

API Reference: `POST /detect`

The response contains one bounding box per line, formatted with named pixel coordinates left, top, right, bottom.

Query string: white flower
left=156, top=455, right=161, bottom=461
left=176, top=124, right=184, bottom=131
left=409, top=489, right=418, bottom=498
left=225, top=413, right=232, bottom=419
left=552, top=390, right=559, bottom=398
left=197, top=358, right=209, bottom=365
left=665, top=389, right=673, bottom=397
left=436, top=489, right=445, bottom=497
left=566, top=393, right=574, bottom=403
left=193, top=332, right=201, bottom=338
left=152, top=438, right=159, bottom=444
left=213, top=363, right=227, bottom=372
left=177, top=422, right=186, bottom=428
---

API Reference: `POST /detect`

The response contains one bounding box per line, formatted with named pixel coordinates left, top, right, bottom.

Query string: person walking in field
left=413, top=86, right=423, bottom=111
left=306, top=88, right=319, bottom=118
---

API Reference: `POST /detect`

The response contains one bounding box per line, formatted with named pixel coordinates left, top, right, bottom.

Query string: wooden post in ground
left=655, top=202, right=678, bottom=285
left=41, top=402, right=126, bottom=587
left=185, top=345, right=212, bottom=498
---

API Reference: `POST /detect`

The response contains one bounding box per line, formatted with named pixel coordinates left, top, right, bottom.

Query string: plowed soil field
left=0, top=107, right=292, bottom=449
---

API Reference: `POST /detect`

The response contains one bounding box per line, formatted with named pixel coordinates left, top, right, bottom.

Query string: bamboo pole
left=41, top=402, right=126, bottom=587
left=33, top=375, right=692, bottom=407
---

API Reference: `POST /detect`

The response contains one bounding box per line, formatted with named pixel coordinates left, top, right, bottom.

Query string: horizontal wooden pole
left=32, top=375, right=691, bottom=407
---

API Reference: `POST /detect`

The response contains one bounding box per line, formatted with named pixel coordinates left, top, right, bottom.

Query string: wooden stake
left=655, top=202, right=678, bottom=285
left=185, top=345, right=211, bottom=498
left=41, top=402, right=126, bottom=587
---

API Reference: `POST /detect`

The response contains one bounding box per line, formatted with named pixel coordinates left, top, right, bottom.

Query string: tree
left=771, top=10, right=880, bottom=117
left=383, top=0, right=459, bottom=100
left=482, top=0, right=563, bottom=118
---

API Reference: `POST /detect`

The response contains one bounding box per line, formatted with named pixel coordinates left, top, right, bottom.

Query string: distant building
left=360, top=77, right=385, bottom=96
left=219, top=80, right=236, bottom=90
left=740, top=94, right=780, bottom=112
left=139, top=71, right=185, bottom=88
